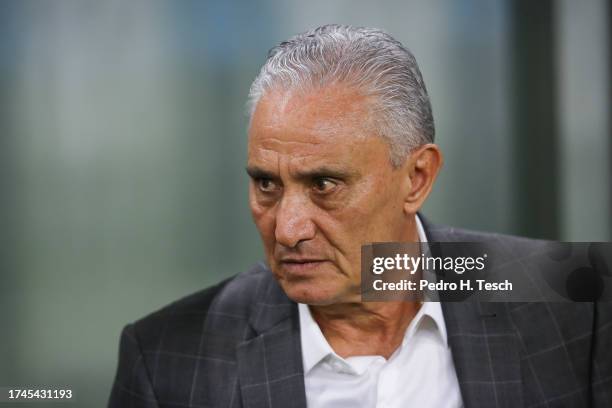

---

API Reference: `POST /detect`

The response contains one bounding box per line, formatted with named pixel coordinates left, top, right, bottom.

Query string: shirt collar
left=298, top=301, right=449, bottom=375
left=404, top=300, right=448, bottom=347
left=412, top=213, right=448, bottom=344
left=415, top=212, right=428, bottom=245
left=298, top=302, right=336, bottom=374
left=298, top=214, right=448, bottom=375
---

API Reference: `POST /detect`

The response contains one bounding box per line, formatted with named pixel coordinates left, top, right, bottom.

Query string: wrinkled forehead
left=248, top=84, right=380, bottom=145
left=246, top=86, right=394, bottom=175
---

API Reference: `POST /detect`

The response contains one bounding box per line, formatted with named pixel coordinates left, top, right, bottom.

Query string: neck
left=309, top=300, right=420, bottom=359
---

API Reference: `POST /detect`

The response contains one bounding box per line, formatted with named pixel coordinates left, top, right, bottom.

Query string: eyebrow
left=245, top=165, right=355, bottom=180
left=245, top=166, right=275, bottom=180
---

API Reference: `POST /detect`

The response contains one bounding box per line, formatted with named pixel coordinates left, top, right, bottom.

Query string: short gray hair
left=247, top=24, right=435, bottom=166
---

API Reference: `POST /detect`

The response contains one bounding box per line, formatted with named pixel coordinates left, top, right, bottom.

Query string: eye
left=256, top=178, right=280, bottom=193
left=312, top=177, right=337, bottom=194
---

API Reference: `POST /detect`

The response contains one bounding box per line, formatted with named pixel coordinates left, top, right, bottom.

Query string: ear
left=401, top=143, right=443, bottom=215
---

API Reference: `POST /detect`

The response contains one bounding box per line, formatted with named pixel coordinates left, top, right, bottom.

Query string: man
left=109, top=25, right=611, bottom=407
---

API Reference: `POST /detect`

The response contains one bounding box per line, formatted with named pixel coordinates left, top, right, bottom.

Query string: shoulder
left=129, top=262, right=272, bottom=353
left=422, top=216, right=550, bottom=260
left=424, top=219, right=549, bottom=246
left=110, top=264, right=278, bottom=406
left=425, top=219, right=606, bottom=334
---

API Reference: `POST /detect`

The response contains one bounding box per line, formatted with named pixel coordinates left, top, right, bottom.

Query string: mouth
left=279, top=259, right=329, bottom=275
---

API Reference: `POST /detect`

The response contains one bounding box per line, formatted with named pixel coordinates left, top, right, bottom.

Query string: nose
left=274, top=192, right=316, bottom=248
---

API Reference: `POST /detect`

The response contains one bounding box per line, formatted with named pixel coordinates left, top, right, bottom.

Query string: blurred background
left=0, top=0, right=610, bottom=406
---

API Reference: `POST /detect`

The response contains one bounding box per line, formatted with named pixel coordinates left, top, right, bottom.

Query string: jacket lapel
left=441, top=301, right=523, bottom=408
left=423, top=215, right=523, bottom=408
left=236, top=272, right=307, bottom=408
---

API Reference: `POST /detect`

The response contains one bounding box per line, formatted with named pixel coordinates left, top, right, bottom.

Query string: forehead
left=248, top=84, right=380, bottom=156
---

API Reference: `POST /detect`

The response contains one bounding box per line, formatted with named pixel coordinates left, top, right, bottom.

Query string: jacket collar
left=247, top=267, right=296, bottom=335
left=421, top=215, right=523, bottom=408
left=236, top=266, right=307, bottom=408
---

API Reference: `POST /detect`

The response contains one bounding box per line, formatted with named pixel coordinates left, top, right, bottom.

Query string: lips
left=279, top=259, right=328, bottom=274
left=281, top=257, right=325, bottom=263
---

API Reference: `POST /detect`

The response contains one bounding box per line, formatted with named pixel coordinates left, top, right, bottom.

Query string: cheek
left=332, top=178, right=401, bottom=240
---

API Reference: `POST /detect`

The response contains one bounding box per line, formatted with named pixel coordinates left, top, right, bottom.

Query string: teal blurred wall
left=0, top=1, right=609, bottom=406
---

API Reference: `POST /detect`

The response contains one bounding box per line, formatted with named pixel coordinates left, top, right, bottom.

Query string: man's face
left=247, top=84, right=414, bottom=305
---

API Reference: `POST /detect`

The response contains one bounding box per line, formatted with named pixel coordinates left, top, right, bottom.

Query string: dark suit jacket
left=109, top=220, right=612, bottom=407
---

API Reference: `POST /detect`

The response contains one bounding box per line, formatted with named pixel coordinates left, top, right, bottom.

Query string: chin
left=279, top=280, right=355, bottom=306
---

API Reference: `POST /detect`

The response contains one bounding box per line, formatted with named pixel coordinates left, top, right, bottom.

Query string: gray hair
left=247, top=24, right=435, bottom=166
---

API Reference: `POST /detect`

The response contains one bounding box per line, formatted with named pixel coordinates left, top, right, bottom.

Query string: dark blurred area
left=0, top=0, right=609, bottom=406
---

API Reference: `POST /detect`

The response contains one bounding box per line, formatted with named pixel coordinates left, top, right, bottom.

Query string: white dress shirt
left=298, top=215, right=463, bottom=408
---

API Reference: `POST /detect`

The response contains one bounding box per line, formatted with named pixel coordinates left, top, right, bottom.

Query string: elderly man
left=109, top=25, right=611, bottom=408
